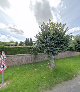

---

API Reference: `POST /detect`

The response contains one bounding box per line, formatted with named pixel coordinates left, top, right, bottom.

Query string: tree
left=25, top=38, right=28, bottom=46
left=74, top=36, right=80, bottom=51
left=67, top=36, right=75, bottom=51
left=69, top=36, right=80, bottom=52
left=19, top=41, right=24, bottom=46
left=25, top=38, right=33, bottom=46
left=35, top=20, right=70, bottom=69
left=15, top=41, right=18, bottom=46
left=29, top=38, right=33, bottom=46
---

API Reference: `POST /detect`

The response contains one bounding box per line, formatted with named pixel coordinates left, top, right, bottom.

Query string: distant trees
left=25, top=38, right=29, bottom=46
left=15, top=42, right=18, bottom=46
left=0, top=38, right=33, bottom=46
left=24, top=38, right=33, bottom=46
left=18, top=38, right=33, bottom=46
left=19, top=41, right=24, bottom=46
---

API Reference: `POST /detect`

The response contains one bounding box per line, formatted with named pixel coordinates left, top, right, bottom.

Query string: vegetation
left=25, top=38, right=33, bottom=46
left=74, top=36, right=80, bottom=51
left=19, top=41, right=24, bottom=46
left=35, top=20, right=70, bottom=68
left=0, top=38, right=33, bottom=46
left=0, top=46, right=33, bottom=55
left=68, top=35, right=80, bottom=51
left=0, top=56, right=80, bottom=92
left=0, top=41, right=18, bottom=46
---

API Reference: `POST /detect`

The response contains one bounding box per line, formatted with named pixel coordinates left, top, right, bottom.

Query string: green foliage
left=31, top=46, right=38, bottom=55
left=19, top=41, right=24, bottom=46
left=68, top=36, right=80, bottom=52
left=0, top=38, right=33, bottom=46
left=74, top=36, right=80, bottom=52
left=31, top=44, right=43, bottom=55
left=0, top=56, right=80, bottom=92
left=0, top=46, right=33, bottom=55
left=36, top=20, right=70, bottom=55
left=67, top=36, right=75, bottom=51
left=25, top=38, right=33, bottom=46
left=15, top=42, right=18, bottom=46
left=0, top=41, right=18, bottom=46
left=29, top=38, right=33, bottom=46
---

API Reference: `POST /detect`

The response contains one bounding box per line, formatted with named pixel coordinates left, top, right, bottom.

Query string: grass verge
left=0, top=56, right=80, bottom=92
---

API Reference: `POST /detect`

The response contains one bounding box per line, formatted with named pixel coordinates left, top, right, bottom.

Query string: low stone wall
left=6, top=51, right=80, bottom=67
left=55, top=51, right=80, bottom=59
left=6, top=53, right=48, bottom=67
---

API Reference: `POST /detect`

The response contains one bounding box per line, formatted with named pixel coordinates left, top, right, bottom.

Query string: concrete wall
left=6, top=51, right=80, bottom=67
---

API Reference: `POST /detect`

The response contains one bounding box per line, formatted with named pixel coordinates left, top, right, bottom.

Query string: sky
left=0, top=0, right=80, bottom=42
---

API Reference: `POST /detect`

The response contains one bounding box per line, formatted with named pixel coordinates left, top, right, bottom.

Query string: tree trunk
left=49, top=55, right=56, bottom=69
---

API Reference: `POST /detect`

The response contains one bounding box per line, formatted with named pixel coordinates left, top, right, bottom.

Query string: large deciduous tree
left=35, top=20, right=70, bottom=69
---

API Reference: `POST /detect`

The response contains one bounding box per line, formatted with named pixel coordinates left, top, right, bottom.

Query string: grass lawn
left=0, top=56, right=80, bottom=92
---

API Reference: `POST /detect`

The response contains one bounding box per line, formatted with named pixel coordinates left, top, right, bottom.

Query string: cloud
left=0, top=9, right=14, bottom=25
left=30, top=0, right=53, bottom=24
left=30, top=0, right=62, bottom=24
left=51, top=7, right=61, bottom=22
left=8, top=25, right=24, bottom=35
left=0, top=22, right=24, bottom=35
left=0, top=28, right=26, bottom=42
left=59, top=0, right=80, bottom=28
left=0, top=23, right=25, bottom=42
left=66, top=27, right=80, bottom=36
left=0, top=34, right=9, bottom=42
left=0, top=34, right=21, bottom=42
left=48, top=0, right=62, bottom=8
left=0, top=0, right=10, bottom=9
left=0, top=23, right=7, bottom=29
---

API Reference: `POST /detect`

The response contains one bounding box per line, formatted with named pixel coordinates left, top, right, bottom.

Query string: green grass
left=0, top=56, right=80, bottom=92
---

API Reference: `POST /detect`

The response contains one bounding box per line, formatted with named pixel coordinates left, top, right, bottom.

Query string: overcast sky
left=0, top=0, right=80, bottom=42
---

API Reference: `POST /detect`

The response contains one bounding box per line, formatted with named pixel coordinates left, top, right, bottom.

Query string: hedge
left=0, top=46, right=34, bottom=55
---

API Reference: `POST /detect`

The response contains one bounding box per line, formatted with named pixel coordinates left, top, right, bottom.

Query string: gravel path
left=45, top=76, right=80, bottom=92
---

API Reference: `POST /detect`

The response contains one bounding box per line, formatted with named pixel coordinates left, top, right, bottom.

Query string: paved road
left=45, top=76, right=80, bottom=92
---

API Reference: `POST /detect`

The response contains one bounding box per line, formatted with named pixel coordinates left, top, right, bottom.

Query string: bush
left=0, top=46, right=33, bottom=55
